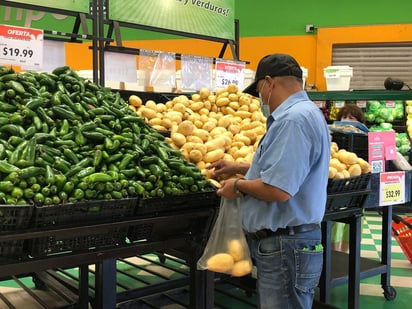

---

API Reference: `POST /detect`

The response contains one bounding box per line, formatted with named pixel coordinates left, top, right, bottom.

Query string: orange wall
left=315, top=23, right=412, bottom=90
left=66, top=24, right=412, bottom=91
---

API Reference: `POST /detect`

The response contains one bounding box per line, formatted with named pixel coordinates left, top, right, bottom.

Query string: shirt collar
left=266, top=90, right=309, bottom=128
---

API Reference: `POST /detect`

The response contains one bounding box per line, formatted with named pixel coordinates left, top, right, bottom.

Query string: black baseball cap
left=243, top=53, right=303, bottom=97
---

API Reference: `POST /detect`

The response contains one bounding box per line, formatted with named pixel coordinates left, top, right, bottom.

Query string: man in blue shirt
left=207, top=53, right=330, bottom=309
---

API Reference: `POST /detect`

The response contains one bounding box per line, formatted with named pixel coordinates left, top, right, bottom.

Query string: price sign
left=356, top=100, right=367, bottom=108
left=333, top=101, right=345, bottom=108
left=0, top=25, right=43, bottom=69
left=379, top=171, right=405, bottom=206
left=215, top=60, right=245, bottom=90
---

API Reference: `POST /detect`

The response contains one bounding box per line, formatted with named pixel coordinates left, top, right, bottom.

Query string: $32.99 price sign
left=0, top=24, right=43, bottom=69
left=379, top=171, right=405, bottom=206
left=215, top=60, right=245, bottom=90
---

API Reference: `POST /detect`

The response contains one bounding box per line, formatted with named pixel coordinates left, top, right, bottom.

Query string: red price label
left=0, top=24, right=43, bottom=69
left=215, top=60, right=245, bottom=90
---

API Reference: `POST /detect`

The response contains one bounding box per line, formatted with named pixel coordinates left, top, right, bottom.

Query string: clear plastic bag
left=180, top=54, right=213, bottom=91
left=138, top=49, right=176, bottom=92
left=197, top=197, right=252, bottom=277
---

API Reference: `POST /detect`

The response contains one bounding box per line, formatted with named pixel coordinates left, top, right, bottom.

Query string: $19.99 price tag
left=0, top=24, right=43, bottom=69
left=215, top=60, right=245, bottom=90
left=379, top=171, right=405, bottom=206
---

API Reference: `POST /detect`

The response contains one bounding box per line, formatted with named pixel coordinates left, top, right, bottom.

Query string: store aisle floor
left=0, top=211, right=411, bottom=308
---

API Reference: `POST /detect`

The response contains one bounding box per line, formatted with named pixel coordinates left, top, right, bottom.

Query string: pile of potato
left=129, top=85, right=266, bottom=179
left=129, top=87, right=371, bottom=182
left=329, top=141, right=371, bottom=179
left=206, top=239, right=252, bottom=277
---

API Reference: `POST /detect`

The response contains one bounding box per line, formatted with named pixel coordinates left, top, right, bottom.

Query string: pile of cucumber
left=0, top=66, right=212, bottom=205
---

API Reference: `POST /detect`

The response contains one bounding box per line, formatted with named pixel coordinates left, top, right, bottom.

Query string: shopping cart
left=392, top=214, right=412, bottom=263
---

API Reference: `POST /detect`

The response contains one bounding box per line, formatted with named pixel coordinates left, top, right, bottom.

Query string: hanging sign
left=368, top=131, right=397, bottom=173
left=215, top=59, right=245, bottom=90
left=109, top=0, right=235, bottom=40
left=0, top=24, right=43, bottom=69
left=379, top=171, right=406, bottom=206
left=3, top=0, right=90, bottom=13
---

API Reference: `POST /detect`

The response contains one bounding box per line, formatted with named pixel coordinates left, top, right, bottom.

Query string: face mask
left=259, top=81, right=271, bottom=118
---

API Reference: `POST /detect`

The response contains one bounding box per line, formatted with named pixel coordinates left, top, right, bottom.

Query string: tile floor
left=0, top=210, right=411, bottom=308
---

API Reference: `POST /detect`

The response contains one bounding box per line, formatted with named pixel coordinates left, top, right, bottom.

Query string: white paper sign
left=379, top=171, right=406, bottom=206
left=0, top=24, right=43, bottom=69
left=104, top=52, right=137, bottom=82
left=215, top=59, right=245, bottom=90
left=23, top=40, right=66, bottom=72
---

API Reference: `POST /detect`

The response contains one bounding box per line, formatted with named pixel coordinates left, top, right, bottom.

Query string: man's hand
left=206, top=160, right=249, bottom=179
left=216, top=177, right=239, bottom=199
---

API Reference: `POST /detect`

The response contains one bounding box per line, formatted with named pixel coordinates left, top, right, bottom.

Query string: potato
left=171, top=132, right=186, bottom=147
left=358, top=158, right=372, bottom=174
left=189, top=149, right=203, bottom=163
left=348, top=163, right=362, bottom=177
left=194, top=129, right=210, bottom=142
left=216, top=97, right=230, bottom=107
left=329, top=158, right=345, bottom=172
left=329, top=166, right=338, bottom=179
left=226, top=84, right=238, bottom=93
left=205, top=137, right=226, bottom=152
left=231, top=260, right=252, bottom=277
left=203, top=120, right=217, bottom=132
left=228, top=239, right=244, bottom=261
left=204, top=148, right=225, bottom=163
left=199, top=87, right=211, bottom=99
left=129, top=95, right=142, bottom=107
left=206, top=253, right=234, bottom=273
left=141, top=107, right=157, bottom=120
left=145, top=100, right=157, bottom=110
left=177, top=120, right=195, bottom=136
left=186, top=135, right=203, bottom=144
left=173, top=102, right=186, bottom=113
left=338, top=151, right=358, bottom=165
left=334, top=171, right=345, bottom=179
left=342, top=170, right=351, bottom=178
left=191, top=93, right=201, bottom=102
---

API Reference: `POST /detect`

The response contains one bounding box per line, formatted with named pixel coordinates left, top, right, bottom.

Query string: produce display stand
left=0, top=194, right=220, bottom=309
left=313, top=87, right=412, bottom=309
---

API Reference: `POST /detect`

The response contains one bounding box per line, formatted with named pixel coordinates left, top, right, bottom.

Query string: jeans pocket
left=294, top=248, right=323, bottom=293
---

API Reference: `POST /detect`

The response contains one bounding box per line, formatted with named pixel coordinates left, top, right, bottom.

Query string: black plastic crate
left=32, top=198, right=138, bottom=228
left=0, top=205, right=34, bottom=261
left=136, top=190, right=220, bottom=216
left=326, top=190, right=370, bottom=213
left=331, top=132, right=369, bottom=160
left=27, top=225, right=128, bottom=257
left=128, top=208, right=217, bottom=243
left=327, top=173, right=371, bottom=194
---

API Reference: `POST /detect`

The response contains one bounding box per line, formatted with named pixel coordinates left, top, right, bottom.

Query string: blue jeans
left=247, top=227, right=323, bottom=309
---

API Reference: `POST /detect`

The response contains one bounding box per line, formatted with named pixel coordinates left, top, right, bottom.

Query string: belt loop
left=288, top=226, right=295, bottom=236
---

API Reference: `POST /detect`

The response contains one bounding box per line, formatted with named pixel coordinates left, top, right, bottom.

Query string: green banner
left=3, top=0, right=89, bottom=13
left=108, top=0, right=235, bottom=40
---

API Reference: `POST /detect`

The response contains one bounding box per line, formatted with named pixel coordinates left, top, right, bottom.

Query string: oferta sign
left=108, top=0, right=235, bottom=40
left=3, top=0, right=89, bottom=13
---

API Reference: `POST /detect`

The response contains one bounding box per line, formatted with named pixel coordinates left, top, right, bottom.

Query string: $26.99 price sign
left=215, top=60, right=245, bottom=90
left=379, top=171, right=405, bottom=206
left=0, top=24, right=43, bottom=69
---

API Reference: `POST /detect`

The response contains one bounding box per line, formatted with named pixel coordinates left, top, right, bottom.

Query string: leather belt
left=247, top=223, right=320, bottom=240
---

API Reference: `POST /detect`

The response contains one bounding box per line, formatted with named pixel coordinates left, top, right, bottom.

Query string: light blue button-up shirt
left=242, top=91, right=330, bottom=233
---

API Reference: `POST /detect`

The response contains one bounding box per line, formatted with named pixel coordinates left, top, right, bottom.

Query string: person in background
left=336, top=103, right=366, bottom=124
left=207, top=53, right=330, bottom=309
left=333, top=103, right=366, bottom=252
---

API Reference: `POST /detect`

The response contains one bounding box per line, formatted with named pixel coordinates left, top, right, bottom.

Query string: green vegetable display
left=0, top=66, right=213, bottom=205
left=365, top=100, right=404, bottom=123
